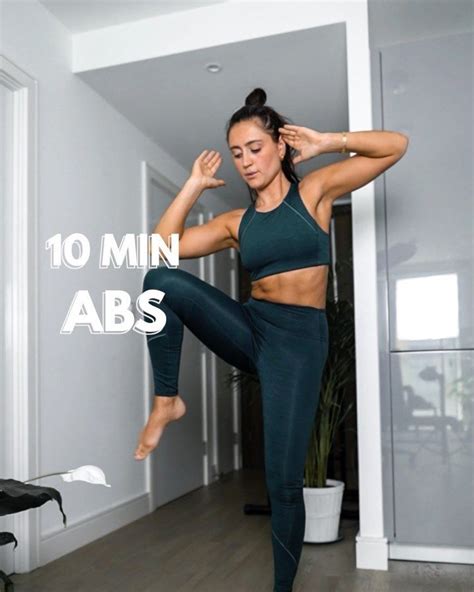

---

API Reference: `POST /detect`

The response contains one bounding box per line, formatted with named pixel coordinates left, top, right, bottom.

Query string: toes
left=134, top=439, right=153, bottom=459
left=134, top=448, right=147, bottom=460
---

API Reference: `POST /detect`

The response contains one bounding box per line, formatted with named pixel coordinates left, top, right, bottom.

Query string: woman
left=134, top=87, right=408, bottom=592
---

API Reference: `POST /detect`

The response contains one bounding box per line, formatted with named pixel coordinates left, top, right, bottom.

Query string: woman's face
left=228, top=119, right=285, bottom=188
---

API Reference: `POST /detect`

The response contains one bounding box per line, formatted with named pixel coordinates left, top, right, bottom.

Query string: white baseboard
left=36, top=492, right=151, bottom=569
left=355, top=531, right=389, bottom=570
left=389, top=542, right=474, bottom=565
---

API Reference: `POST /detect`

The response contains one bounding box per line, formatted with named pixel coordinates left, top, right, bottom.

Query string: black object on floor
left=243, top=492, right=272, bottom=515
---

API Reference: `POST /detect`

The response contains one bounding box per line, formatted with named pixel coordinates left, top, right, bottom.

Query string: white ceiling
left=78, top=22, right=348, bottom=208
left=39, top=1, right=349, bottom=209
left=39, top=0, right=227, bottom=34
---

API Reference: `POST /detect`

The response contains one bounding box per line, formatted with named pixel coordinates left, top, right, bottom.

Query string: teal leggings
left=142, top=266, right=329, bottom=592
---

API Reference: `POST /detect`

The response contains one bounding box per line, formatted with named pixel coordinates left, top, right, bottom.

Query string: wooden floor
left=9, top=469, right=474, bottom=591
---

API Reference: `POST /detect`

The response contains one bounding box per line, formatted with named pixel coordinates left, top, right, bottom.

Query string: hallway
left=9, top=470, right=473, bottom=592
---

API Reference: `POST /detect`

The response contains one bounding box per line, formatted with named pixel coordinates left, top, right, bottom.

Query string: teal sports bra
left=238, top=181, right=330, bottom=281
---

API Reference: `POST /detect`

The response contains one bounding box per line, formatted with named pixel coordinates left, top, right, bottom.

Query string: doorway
left=142, top=163, right=240, bottom=511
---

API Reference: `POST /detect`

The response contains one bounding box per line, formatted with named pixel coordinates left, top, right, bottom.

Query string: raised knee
left=143, top=266, right=181, bottom=293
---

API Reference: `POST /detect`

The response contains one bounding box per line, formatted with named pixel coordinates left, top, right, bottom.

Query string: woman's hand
left=278, top=124, right=326, bottom=164
left=190, top=149, right=226, bottom=190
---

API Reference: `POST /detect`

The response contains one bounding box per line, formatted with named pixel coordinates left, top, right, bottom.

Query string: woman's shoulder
left=218, top=207, right=250, bottom=248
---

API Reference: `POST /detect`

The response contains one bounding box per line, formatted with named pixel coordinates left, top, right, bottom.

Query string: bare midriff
left=250, top=265, right=329, bottom=309
left=232, top=181, right=331, bottom=310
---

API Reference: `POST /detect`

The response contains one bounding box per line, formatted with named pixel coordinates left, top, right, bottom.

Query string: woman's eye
left=233, top=149, right=260, bottom=159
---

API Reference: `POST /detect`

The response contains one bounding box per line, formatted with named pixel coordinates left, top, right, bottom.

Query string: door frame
left=228, top=246, right=242, bottom=471
left=0, top=55, right=40, bottom=572
left=196, top=216, right=242, bottom=483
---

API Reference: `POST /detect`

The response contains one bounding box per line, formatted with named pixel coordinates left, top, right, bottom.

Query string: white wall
left=1, top=0, right=227, bottom=566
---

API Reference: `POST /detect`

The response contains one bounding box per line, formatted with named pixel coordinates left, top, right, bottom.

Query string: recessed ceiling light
left=206, top=63, right=222, bottom=73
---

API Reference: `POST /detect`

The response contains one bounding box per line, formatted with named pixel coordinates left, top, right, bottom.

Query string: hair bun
left=245, top=87, right=267, bottom=107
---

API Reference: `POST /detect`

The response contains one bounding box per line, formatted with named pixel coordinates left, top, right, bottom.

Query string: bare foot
left=134, top=395, right=186, bottom=461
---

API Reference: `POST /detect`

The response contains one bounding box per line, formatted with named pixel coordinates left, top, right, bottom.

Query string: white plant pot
left=303, top=478, right=344, bottom=543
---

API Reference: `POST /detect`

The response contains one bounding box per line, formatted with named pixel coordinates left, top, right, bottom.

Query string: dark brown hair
left=225, top=87, right=300, bottom=203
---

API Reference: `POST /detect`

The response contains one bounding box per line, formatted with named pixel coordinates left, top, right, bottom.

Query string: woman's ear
left=278, top=134, right=286, bottom=160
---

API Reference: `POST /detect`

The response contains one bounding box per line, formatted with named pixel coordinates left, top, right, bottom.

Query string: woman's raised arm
left=177, top=209, right=244, bottom=259
left=149, top=149, right=231, bottom=259
left=151, top=176, right=204, bottom=240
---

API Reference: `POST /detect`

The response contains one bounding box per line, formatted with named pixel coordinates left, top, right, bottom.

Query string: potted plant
left=302, top=268, right=356, bottom=542
left=0, top=465, right=110, bottom=590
